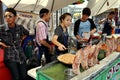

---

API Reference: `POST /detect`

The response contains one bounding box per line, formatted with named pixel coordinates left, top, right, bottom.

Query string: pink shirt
left=35, top=19, right=48, bottom=46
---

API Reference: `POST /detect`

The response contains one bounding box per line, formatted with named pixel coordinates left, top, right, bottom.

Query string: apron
left=55, top=31, right=68, bottom=56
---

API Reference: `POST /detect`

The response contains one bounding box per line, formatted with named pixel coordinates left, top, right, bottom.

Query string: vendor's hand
left=90, top=28, right=96, bottom=36
left=80, top=38, right=89, bottom=42
left=83, top=38, right=89, bottom=41
left=90, top=31, right=94, bottom=36
left=58, top=44, right=67, bottom=51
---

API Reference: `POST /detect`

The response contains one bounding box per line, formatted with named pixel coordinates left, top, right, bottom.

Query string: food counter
left=71, top=52, right=120, bottom=80
left=28, top=34, right=120, bottom=80
left=35, top=52, right=120, bottom=80
left=36, top=60, right=71, bottom=80
left=27, top=66, right=42, bottom=79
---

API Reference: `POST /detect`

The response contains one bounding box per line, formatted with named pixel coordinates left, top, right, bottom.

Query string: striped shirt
left=35, top=19, right=48, bottom=46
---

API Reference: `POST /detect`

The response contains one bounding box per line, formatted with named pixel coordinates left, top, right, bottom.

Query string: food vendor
left=52, top=13, right=72, bottom=57
left=74, top=7, right=96, bottom=49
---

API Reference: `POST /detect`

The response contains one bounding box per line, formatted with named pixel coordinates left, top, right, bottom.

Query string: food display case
left=36, top=52, right=120, bottom=80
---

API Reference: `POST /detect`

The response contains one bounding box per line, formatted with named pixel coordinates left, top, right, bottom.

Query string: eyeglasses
left=4, top=14, right=14, bottom=18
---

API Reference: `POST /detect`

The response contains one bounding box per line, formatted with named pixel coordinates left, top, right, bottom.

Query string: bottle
left=41, top=54, right=46, bottom=66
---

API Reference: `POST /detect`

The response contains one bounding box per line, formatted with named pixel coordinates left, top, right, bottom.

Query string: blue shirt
left=78, top=20, right=91, bottom=37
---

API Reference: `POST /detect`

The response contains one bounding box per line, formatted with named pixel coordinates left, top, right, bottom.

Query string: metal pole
left=96, top=0, right=107, bottom=15
left=56, top=10, right=58, bottom=26
left=0, top=0, right=4, bottom=25
left=61, top=8, right=62, bottom=15
left=51, top=0, right=55, bottom=12
left=33, top=0, right=39, bottom=13
left=13, top=0, right=21, bottom=8
left=118, top=5, right=120, bottom=19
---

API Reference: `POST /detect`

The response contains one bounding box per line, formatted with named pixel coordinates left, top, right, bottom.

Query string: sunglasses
left=4, top=14, right=14, bottom=18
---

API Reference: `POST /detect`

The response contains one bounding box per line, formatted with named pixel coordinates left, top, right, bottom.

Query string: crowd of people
left=0, top=6, right=117, bottom=80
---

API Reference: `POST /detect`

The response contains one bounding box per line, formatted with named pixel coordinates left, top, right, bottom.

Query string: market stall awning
left=1, top=0, right=79, bottom=13
left=87, top=0, right=107, bottom=16
left=87, top=0, right=120, bottom=16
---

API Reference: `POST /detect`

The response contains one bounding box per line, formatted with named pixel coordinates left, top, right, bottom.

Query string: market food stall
left=28, top=34, right=120, bottom=80
left=27, top=52, right=120, bottom=80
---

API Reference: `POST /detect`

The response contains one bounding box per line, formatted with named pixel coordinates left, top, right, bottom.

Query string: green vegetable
left=98, top=49, right=106, bottom=61
left=80, top=64, right=84, bottom=72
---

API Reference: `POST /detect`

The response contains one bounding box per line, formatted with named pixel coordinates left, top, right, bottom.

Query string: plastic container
left=64, top=68, right=76, bottom=80
left=37, top=71, right=53, bottom=80
left=36, top=61, right=70, bottom=80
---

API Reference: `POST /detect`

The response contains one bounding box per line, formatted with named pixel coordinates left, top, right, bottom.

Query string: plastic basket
left=36, top=61, right=70, bottom=80
left=37, top=71, right=53, bottom=80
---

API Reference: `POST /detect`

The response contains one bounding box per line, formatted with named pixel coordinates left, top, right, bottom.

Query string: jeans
left=4, top=61, right=27, bottom=80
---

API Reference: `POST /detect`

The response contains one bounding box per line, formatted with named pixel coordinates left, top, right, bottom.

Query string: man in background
left=98, top=11, right=115, bottom=35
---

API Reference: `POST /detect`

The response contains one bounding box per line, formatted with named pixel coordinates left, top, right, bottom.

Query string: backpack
left=26, top=47, right=39, bottom=69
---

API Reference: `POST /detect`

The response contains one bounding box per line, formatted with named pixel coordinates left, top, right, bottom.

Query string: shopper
left=0, top=8, right=29, bottom=80
left=52, top=13, right=72, bottom=56
left=35, top=8, right=53, bottom=65
left=74, top=7, right=96, bottom=49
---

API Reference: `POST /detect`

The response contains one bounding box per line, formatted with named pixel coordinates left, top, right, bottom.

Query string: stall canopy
left=87, top=0, right=120, bottom=16
left=1, top=0, right=79, bottom=14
